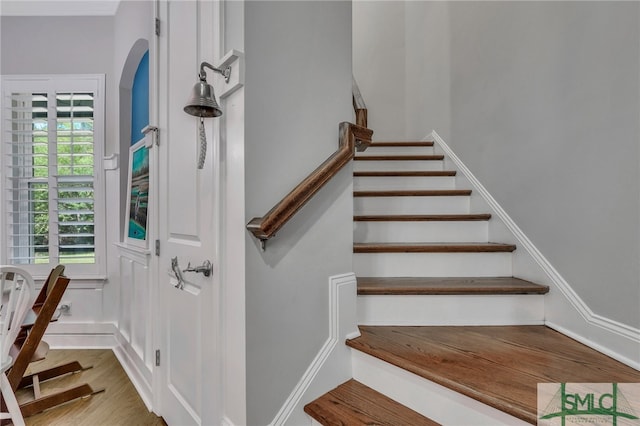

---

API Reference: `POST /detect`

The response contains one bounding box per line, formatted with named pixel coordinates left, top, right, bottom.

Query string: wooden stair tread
left=354, top=170, right=457, bottom=177
left=354, top=155, right=444, bottom=161
left=354, top=242, right=516, bottom=253
left=367, top=141, right=435, bottom=147
left=304, top=379, right=440, bottom=426
left=354, top=214, right=491, bottom=222
left=354, top=189, right=471, bottom=197
left=347, top=325, right=640, bottom=424
left=357, top=277, right=549, bottom=295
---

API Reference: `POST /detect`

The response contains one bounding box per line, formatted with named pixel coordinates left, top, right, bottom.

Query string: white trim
left=0, top=1, right=121, bottom=16
left=1, top=74, right=108, bottom=279
left=430, top=130, right=640, bottom=370
left=113, top=329, right=154, bottom=411
left=546, top=321, right=640, bottom=371
left=115, top=242, right=152, bottom=265
left=217, top=50, right=244, bottom=100
left=42, top=322, right=117, bottom=349
left=358, top=294, right=545, bottom=326
left=270, top=273, right=359, bottom=426
left=221, top=416, right=236, bottom=426
left=33, top=276, right=107, bottom=289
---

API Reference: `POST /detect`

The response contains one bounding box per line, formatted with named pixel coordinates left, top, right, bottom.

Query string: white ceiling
left=0, top=0, right=122, bottom=16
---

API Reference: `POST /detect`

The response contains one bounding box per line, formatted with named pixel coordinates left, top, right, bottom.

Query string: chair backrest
left=33, top=264, right=65, bottom=307
left=0, top=266, right=35, bottom=370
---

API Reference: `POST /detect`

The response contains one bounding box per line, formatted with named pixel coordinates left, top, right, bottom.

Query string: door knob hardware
left=183, top=260, right=213, bottom=277
left=171, top=256, right=186, bottom=289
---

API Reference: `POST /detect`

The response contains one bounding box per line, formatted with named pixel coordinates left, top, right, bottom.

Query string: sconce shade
left=184, top=79, right=222, bottom=118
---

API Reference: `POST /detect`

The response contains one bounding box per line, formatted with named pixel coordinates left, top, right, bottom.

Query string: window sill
left=33, top=274, right=107, bottom=290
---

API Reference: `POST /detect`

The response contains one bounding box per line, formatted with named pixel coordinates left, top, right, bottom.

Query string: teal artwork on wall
left=126, top=139, right=150, bottom=244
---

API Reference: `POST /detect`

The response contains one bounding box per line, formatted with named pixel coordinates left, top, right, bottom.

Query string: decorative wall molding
left=115, top=242, right=152, bottom=265
left=430, top=130, right=640, bottom=369
left=113, top=328, right=154, bottom=411
left=270, top=273, right=359, bottom=426
left=43, top=322, right=117, bottom=349
left=217, top=49, right=244, bottom=100
left=115, top=240, right=155, bottom=409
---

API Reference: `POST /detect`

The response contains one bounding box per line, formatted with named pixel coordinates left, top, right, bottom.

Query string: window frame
left=1, top=74, right=106, bottom=280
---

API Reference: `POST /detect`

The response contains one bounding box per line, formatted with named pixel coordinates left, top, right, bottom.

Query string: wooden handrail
left=352, top=76, right=367, bottom=128
left=247, top=122, right=373, bottom=249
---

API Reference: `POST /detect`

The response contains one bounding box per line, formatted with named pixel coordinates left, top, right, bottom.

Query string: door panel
left=157, top=1, right=220, bottom=424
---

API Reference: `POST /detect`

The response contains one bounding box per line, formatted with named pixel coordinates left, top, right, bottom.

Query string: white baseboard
left=113, top=329, right=154, bottom=411
left=270, top=273, right=359, bottom=426
left=430, top=130, right=640, bottom=370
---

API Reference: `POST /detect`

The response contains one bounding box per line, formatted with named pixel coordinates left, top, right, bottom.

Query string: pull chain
left=197, top=117, right=207, bottom=169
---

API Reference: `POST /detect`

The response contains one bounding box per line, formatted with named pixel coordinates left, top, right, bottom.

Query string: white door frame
left=152, top=1, right=246, bottom=423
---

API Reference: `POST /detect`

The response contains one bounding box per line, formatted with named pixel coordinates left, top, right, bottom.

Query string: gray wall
left=448, top=1, right=639, bottom=328
left=352, top=1, right=406, bottom=140
left=354, top=2, right=640, bottom=327
left=404, top=1, right=451, bottom=142
left=1, top=16, right=114, bottom=76
left=244, top=1, right=353, bottom=423
left=354, top=1, right=639, bottom=329
left=1, top=16, right=115, bottom=154
left=353, top=1, right=451, bottom=142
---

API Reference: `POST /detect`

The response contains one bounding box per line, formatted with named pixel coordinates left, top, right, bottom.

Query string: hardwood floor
left=356, top=276, right=549, bottom=295
left=304, top=379, right=441, bottom=425
left=15, top=349, right=165, bottom=426
left=347, top=325, right=640, bottom=424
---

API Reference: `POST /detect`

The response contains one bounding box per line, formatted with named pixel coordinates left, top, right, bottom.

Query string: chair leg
left=1, top=372, right=25, bottom=426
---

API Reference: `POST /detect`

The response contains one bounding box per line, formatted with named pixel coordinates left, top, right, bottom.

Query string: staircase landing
left=347, top=325, right=640, bottom=424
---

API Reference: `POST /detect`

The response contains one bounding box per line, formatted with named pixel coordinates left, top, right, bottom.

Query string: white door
left=156, top=1, right=222, bottom=424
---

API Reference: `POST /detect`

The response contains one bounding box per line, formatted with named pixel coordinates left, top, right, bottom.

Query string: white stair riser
left=354, top=160, right=443, bottom=172
left=353, top=176, right=456, bottom=190
left=354, top=221, right=488, bottom=243
left=357, top=294, right=545, bottom=326
left=353, top=252, right=513, bottom=277
left=357, top=146, right=435, bottom=156
left=354, top=196, right=470, bottom=215
left=351, top=351, right=530, bottom=426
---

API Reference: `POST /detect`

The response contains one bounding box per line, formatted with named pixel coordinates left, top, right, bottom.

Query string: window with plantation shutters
left=1, top=75, right=105, bottom=278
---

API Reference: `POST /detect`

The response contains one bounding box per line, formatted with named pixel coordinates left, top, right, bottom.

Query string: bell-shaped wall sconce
left=184, top=61, right=231, bottom=169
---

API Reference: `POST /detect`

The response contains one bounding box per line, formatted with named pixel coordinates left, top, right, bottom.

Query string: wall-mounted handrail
left=247, top=122, right=373, bottom=250
left=352, top=76, right=367, bottom=128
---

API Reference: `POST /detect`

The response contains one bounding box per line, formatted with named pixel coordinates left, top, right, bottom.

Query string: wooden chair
left=12, top=264, right=66, bottom=364
left=6, top=266, right=102, bottom=418
left=0, top=266, right=36, bottom=426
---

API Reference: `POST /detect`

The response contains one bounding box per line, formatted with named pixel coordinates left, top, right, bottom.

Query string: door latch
left=183, top=260, right=213, bottom=277
left=171, top=256, right=186, bottom=289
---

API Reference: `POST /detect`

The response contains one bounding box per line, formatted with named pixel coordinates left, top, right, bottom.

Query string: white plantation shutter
left=2, top=76, right=105, bottom=277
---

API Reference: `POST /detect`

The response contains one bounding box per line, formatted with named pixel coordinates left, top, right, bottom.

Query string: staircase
left=304, top=140, right=640, bottom=425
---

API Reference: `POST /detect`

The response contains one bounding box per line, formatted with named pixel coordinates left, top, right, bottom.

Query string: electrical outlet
left=59, top=301, right=72, bottom=315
